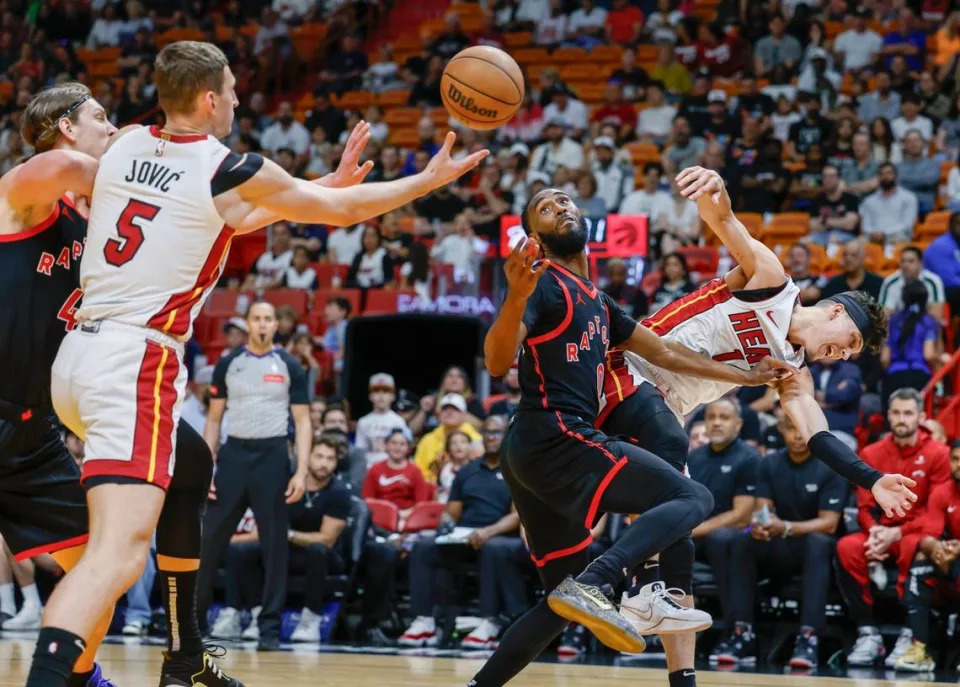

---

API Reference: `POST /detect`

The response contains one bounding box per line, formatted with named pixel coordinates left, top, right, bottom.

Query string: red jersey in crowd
left=856, top=429, right=951, bottom=534
left=362, top=460, right=431, bottom=511
left=920, top=480, right=960, bottom=541
left=591, top=103, right=637, bottom=130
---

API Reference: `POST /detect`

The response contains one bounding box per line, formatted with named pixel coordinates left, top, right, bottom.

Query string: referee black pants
left=197, top=436, right=291, bottom=641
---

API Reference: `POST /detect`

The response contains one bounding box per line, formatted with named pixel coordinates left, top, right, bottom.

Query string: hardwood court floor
left=0, top=640, right=955, bottom=687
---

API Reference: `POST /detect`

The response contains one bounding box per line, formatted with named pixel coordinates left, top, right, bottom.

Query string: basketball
left=441, top=46, right=524, bottom=131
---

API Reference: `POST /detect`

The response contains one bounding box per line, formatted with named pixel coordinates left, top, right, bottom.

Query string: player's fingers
left=459, top=148, right=491, bottom=173
left=675, top=167, right=700, bottom=187
left=533, top=259, right=550, bottom=278
left=440, top=130, right=456, bottom=156
left=354, top=159, right=375, bottom=182
left=898, top=475, right=918, bottom=489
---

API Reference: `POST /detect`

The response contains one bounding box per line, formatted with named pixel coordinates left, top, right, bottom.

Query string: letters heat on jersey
left=566, top=311, right=610, bottom=362
left=714, top=310, right=772, bottom=365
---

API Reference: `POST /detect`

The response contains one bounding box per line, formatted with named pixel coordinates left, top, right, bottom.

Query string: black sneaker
left=159, top=648, right=245, bottom=687
left=708, top=623, right=757, bottom=665
left=257, top=634, right=280, bottom=652
left=365, top=627, right=393, bottom=647
left=557, top=623, right=587, bottom=658
left=789, top=628, right=819, bottom=669
left=547, top=576, right=646, bottom=654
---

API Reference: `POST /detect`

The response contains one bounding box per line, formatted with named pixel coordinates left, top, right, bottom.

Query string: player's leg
left=0, top=536, right=14, bottom=621
left=896, top=553, right=939, bottom=671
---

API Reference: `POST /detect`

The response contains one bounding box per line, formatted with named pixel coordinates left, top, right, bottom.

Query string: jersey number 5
left=103, top=199, right=160, bottom=267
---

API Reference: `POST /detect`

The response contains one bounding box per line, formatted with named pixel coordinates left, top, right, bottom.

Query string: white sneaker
left=122, top=619, right=146, bottom=636
left=884, top=627, right=913, bottom=668
left=397, top=616, right=438, bottom=647
left=241, top=606, right=261, bottom=640
left=209, top=607, right=241, bottom=640
left=619, top=582, right=712, bottom=635
left=869, top=562, right=889, bottom=591
left=2, top=603, right=42, bottom=631
left=290, top=608, right=322, bottom=643
left=847, top=626, right=886, bottom=666
left=460, top=618, right=501, bottom=650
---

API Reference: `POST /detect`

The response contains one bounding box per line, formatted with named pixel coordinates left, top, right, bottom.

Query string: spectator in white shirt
left=653, top=180, right=701, bottom=255
left=542, top=85, right=589, bottom=139
left=356, top=373, right=409, bottom=466
left=859, top=163, right=919, bottom=244
left=260, top=101, right=311, bottom=156
left=620, top=161, right=672, bottom=218
left=567, top=0, right=608, bottom=44
left=281, top=246, right=319, bottom=290
left=86, top=3, right=123, bottom=48
left=242, top=222, right=294, bottom=290
left=535, top=0, right=568, bottom=46
left=364, top=105, right=389, bottom=144
left=878, top=245, right=946, bottom=319
left=771, top=94, right=802, bottom=142
left=635, top=81, right=677, bottom=142
left=327, top=224, right=365, bottom=266
left=254, top=6, right=290, bottom=56
left=591, top=136, right=634, bottom=212
left=272, top=0, right=315, bottom=23
left=891, top=93, right=934, bottom=143
left=346, top=225, right=393, bottom=289
left=946, top=165, right=960, bottom=211
left=364, top=44, right=403, bottom=93
left=430, top=213, right=489, bottom=285
left=515, top=0, right=550, bottom=27
left=645, top=0, right=684, bottom=33
left=833, top=8, right=883, bottom=72
left=529, top=119, right=585, bottom=176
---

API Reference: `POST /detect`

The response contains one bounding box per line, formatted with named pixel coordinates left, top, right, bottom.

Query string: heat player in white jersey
left=30, top=41, right=488, bottom=687
left=598, top=167, right=919, bottom=684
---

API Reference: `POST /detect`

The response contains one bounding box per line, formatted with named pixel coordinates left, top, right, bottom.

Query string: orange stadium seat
left=737, top=212, right=764, bottom=237
left=503, top=32, right=532, bottom=48
left=389, top=127, right=420, bottom=148
left=560, top=64, right=596, bottom=83
left=511, top=48, right=550, bottom=66
left=550, top=47, right=589, bottom=64
left=383, top=107, right=421, bottom=126
left=333, top=90, right=375, bottom=110
left=590, top=44, right=623, bottom=64
left=378, top=90, right=412, bottom=108
left=626, top=142, right=660, bottom=165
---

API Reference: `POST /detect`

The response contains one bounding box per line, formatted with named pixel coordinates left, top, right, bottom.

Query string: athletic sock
left=22, top=583, right=42, bottom=608
left=25, top=627, right=86, bottom=687
left=160, top=569, right=203, bottom=656
left=630, top=559, right=660, bottom=595
left=0, top=582, right=15, bottom=615
left=66, top=668, right=93, bottom=687
left=668, top=669, right=696, bottom=687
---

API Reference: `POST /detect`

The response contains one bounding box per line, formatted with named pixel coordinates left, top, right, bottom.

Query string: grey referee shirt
left=210, top=346, right=309, bottom=439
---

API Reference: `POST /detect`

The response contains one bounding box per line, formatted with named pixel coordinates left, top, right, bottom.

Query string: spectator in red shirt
left=362, top=428, right=431, bottom=519
left=590, top=81, right=637, bottom=141
left=696, top=22, right=748, bottom=78
left=836, top=388, right=951, bottom=668
left=606, top=0, right=644, bottom=45
left=897, top=440, right=960, bottom=671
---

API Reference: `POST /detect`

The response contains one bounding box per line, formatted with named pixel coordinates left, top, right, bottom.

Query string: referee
left=197, top=301, right=311, bottom=651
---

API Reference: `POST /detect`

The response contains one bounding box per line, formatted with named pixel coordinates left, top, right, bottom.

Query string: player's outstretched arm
left=622, top=323, right=797, bottom=387
left=485, top=238, right=548, bottom=377
left=676, top=166, right=785, bottom=289
left=226, top=131, right=488, bottom=234
left=778, top=368, right=918, bottom=516
left=2, top=150, right=98, bottom=213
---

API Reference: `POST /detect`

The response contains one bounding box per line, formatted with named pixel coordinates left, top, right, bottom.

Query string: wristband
left=808, top=431, right=883, bottom=490
left=782, top=521, right=794, bottom=538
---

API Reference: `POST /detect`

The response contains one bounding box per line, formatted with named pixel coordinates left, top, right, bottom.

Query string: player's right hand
left=504, top=237, right=549, bottom=300
left=748, top=356, right=798, bottom=386
left=871, top=473, right=917, bottom=518
left=423, top=131, right=490, bottom=190
left=676, top=166, right=733, bottom=224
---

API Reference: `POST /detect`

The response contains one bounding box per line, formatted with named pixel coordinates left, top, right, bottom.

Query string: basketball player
left=599, top=166, right=918, bottom=687
left=468, top=187, right=799, bottom=686
left=23, top=41, right=486, bottom=687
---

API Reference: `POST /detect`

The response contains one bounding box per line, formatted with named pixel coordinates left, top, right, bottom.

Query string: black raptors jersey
left=517, top=263, right=637, bottom=420
left=0, top=198, right=85, bottom=428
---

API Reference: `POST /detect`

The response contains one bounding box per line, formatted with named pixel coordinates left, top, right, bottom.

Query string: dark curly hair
left=820, top=290, right=887, bottom=356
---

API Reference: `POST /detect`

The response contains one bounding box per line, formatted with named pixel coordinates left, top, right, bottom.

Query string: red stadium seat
left=313, top=288, right=362, bottom=317
left=313, top=263, right=349, bottom=288
left=205, top=289, right=242, bottom=317
left=365, top=499, right=399, bottom=532
left=401, top=501, right=446, bottom=533
left=677, top=246, right=720, bottom=273
left=262, top=289, right=309, bottom=316
left=364, top=289, right=416, bottom=315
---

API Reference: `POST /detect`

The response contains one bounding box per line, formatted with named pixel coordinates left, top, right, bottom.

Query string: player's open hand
left=747, top=356, right=798, bottom=386
left=317, top=120, right=375, bottom=188
left=676, top=166, right=733, bottom=224
left=423, top=131, right=490, bottom=190
left=504, top=237, right=549, bottom=300
left=871, top=473, right=918, bottom=518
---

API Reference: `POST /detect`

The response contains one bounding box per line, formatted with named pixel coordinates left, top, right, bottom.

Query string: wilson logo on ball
left=447, top=84, right=499, bottom=119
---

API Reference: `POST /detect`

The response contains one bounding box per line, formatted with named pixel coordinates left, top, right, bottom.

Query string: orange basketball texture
left=441, top=46, right=524, bottom=130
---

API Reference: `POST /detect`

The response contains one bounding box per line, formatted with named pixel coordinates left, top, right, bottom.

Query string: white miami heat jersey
left=616, top=277, right=805, bottom=421
left=77, top=126, right=238, bottom=340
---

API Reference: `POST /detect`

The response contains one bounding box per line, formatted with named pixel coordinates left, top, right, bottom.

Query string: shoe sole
left=788, top=658, right=817, bottom=669
left=547, top=595, right=646, bottom=654
left=711, top=654, right=756, bottom=665
left=895, top=664, right=935, bottom=672
left=621, top=612, right=712, bottom=635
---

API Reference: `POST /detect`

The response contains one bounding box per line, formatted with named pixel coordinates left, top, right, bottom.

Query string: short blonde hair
left=155, top=41, right=228, bottom=115
left=21, top=83, right=92, bottom=152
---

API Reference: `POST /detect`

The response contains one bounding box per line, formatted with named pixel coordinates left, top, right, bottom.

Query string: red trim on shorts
left=147, top=225, right=235, bottom=336
left=149, top=125, right=208, bottom=143
left=13, top=534, right=89, bottom=562
left=530, top=534, right=593, bottom=568
left=641, top=278, right=733, bottom=336
left=0, top=200, right=62, bottom=242
left=550, top=262, right=598, bottom=299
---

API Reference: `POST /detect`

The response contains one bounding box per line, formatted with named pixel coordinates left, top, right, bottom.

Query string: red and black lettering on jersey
left=0, top=197, right=85, bottom=413
left=517, top=263, right=637, bottom=420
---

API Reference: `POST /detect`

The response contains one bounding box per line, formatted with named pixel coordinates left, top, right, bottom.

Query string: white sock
left=20, top=584, right=40, bottom=609
left=0, top=583, right=14, bottom=616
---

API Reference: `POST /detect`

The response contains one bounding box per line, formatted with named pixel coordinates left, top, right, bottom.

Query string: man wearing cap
left=591, top=136, right=634, bottom=213
left=356, top=373, right=409, bottom=466
left=223, top=317, right=249, bottom=358
left=413, top=394, right=483, bottom=482
left=182, top=365, right=215, bottom=434
left=529, top=118, right=585, bottom=177
left=834, top=8, right=883, bottom=73
left=542, top=85, right=589, bottom=140
left=701, top=90, right=739, bottom=146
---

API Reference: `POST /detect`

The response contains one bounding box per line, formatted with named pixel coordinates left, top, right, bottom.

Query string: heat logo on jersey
left=712, top=311, right=772, bottom=365
left=566, top=315, right=609, bottom=362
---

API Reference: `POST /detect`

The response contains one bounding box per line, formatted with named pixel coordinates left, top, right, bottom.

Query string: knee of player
left=835, top=533, right=864, bottom=562
left=686, top=479, right=714, bottom=521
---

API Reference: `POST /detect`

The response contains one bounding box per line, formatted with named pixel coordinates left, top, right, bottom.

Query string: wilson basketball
left=441, top=46, right=524, bottom=131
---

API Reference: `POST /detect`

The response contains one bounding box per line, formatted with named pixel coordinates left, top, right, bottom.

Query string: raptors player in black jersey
left=468, top=189, right=796, bottom=686
left=4, top=82, right=373, bottom=686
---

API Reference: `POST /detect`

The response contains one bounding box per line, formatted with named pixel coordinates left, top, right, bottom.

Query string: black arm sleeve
left=808, top=431, right=883, bottom=491
left=211, top=151, right=265, bottom=196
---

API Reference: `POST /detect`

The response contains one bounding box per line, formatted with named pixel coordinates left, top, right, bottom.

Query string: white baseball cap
left=438, top=393, right=467, bottom=412
left=369, top=373, right=396, bottom=390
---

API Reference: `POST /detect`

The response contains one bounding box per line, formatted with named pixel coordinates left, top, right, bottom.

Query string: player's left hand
left=747, top=356, right=798, bottom=386
left=871, top=474, right=918, bottom=518
left=422, top=131, right=490, bottom=190
left=285, top=471, right=307, bottom=504
left=317, top=120, right=375, bottom=188
left=675, top=166, right=733, bottom=221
